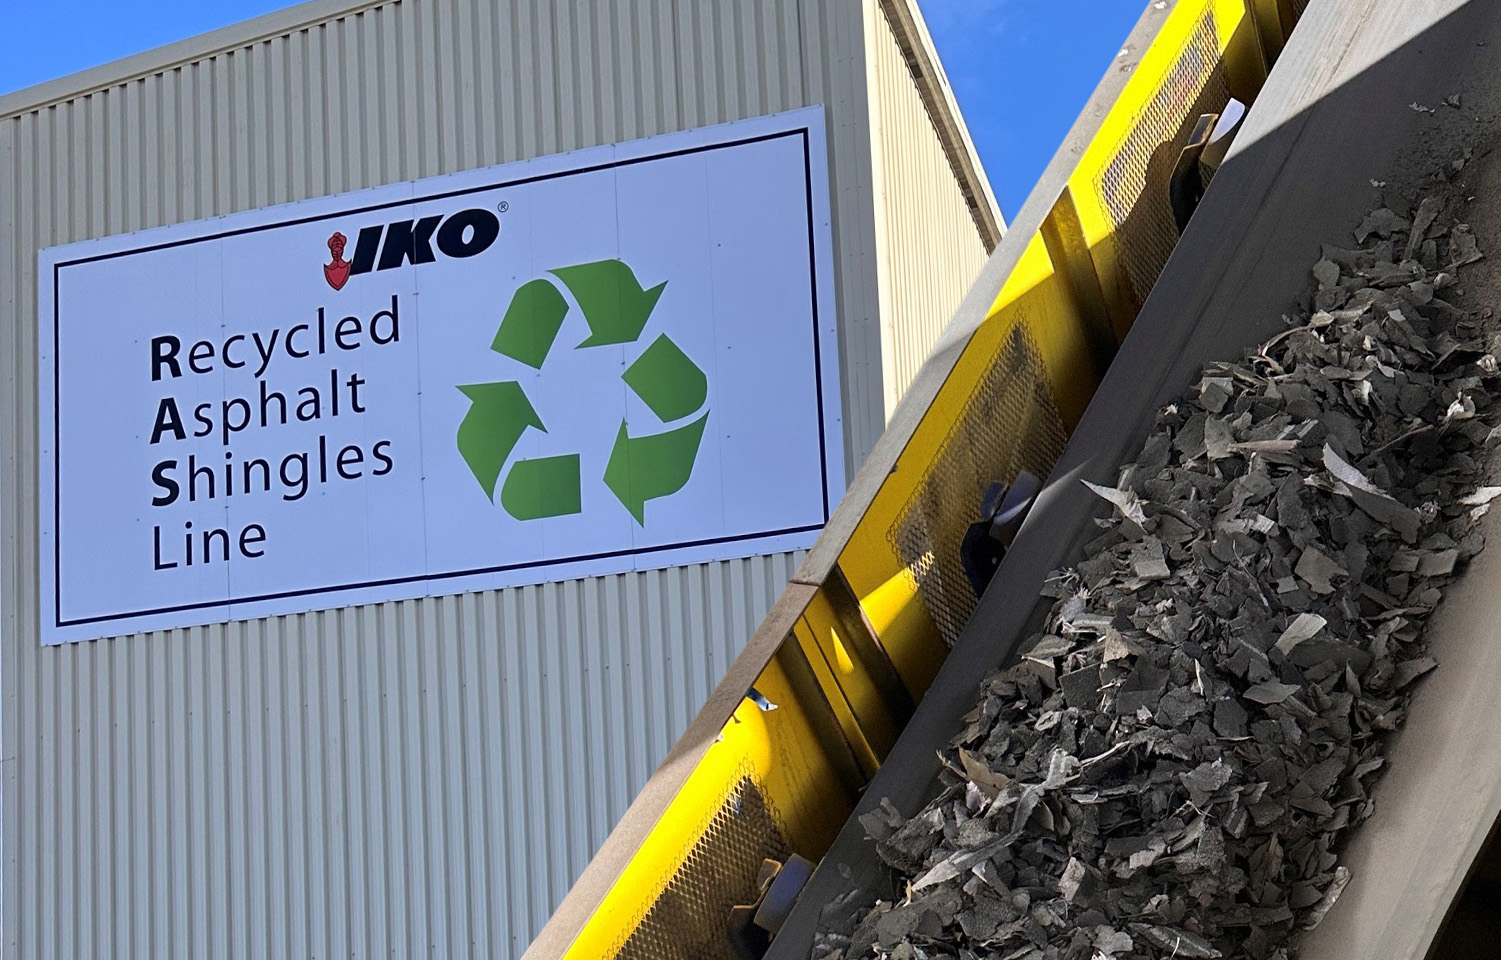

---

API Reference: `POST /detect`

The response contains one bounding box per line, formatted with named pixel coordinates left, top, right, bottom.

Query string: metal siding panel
left=139, top=76, right=159, bottom=232
left=1, top=0, right=869, bottom=955
left=472, top=0, right=498, bottom=164
left=806, top=0, right=885, bottom=472
left=868, top=3, right=991, bottom=416
left=266, top=39, right=287, bottom=208
left=0, top=112, right=17, bottom=960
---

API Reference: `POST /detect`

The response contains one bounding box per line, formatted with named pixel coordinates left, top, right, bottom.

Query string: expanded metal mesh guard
left=1097, top=11, right=1232, bottom=309
left=603, top=12, right=1258, bottom=958
left=612, top=774, right=789, bottom=960
left=889, top=325, right=1069, bottom=646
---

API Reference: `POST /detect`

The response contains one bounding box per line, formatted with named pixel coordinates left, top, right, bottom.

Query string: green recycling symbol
left=456, top=259, right=709, bottom=525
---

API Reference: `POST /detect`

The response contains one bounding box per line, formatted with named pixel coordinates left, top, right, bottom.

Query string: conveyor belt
left=767, top=1, right=1501, bottom=957
left=527, top=2, right=1301, bottom=958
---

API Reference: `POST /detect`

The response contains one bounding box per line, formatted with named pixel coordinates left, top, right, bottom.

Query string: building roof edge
left=0, top=0, right=392, bottom=121
left=878, top=0, right=1006, bottom=246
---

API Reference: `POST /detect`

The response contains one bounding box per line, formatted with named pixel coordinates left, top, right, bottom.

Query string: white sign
left=40, top=108, right=840, bottom=644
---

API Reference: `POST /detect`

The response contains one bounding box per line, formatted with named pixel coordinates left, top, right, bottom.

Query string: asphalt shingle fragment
left=814, top=197, right=1497, bottom=960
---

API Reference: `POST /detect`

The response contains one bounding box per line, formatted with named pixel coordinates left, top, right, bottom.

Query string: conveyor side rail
left=523, top=3, right=1303, bottom=958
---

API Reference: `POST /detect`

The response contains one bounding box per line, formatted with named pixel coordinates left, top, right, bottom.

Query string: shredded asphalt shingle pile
left=813, top=199, right=1499, bottom=960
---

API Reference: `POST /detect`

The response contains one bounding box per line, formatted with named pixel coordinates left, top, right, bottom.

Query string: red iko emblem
left=324, top=231, right=351, bottom=291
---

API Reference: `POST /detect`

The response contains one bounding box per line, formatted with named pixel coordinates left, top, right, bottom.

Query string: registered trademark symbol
left=497, top=201, right=510, bottom=213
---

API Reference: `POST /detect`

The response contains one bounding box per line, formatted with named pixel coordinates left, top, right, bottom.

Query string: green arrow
left=492, top=278, right=569, bottom=369
left=456, top=381, right=544, bottom=500
left=603, top=413, right=709, bottom=524
left=501, top=454, right=582, bottom=520
left=551, top=259, right=667, bottom=347
left=622, top=334, right=707, bottom=422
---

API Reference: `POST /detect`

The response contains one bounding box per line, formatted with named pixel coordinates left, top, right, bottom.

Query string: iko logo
left=323, top=207, right=501, bottom=290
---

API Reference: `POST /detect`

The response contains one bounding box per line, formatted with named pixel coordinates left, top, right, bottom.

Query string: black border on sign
left=52, top=126, right=835, bottom=630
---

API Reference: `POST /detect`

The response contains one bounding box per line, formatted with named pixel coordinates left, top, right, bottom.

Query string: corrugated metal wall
left=0, top=0, right=995, bottom=956
left=867, top=0, right=993, bottom=413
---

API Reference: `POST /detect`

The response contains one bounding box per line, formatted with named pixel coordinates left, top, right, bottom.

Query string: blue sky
left=920, top=0, right=1144, bottom=216
left=0, top=0, right=1142, bottom=219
